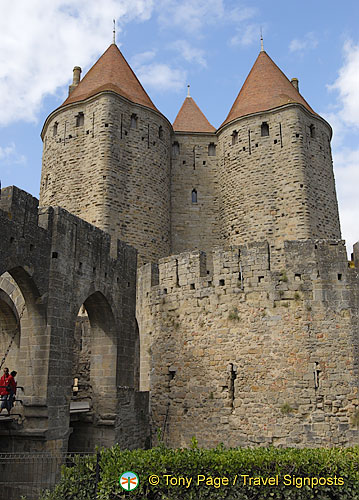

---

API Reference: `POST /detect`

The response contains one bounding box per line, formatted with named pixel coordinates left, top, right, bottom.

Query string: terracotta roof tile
left=221, top=51, right=316, bottom=128
left=173, top=96, right=215, bottom=133
left=62, top=44, right=158, bottom=111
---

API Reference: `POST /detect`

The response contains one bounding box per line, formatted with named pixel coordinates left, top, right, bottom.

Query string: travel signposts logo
left=119, top=471, right=139, bottom=491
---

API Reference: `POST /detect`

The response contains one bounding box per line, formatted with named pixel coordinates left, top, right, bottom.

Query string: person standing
left=5, top=371, right=17, bottom=415
left=0, top=367, right=9, bottom=415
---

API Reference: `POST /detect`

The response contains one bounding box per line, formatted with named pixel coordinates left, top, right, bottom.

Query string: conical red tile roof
left=220, top=51, right=316, bottom=128
left=173, top=96, right=215, bottom=133
left=62, top=44, right=158, bottom=111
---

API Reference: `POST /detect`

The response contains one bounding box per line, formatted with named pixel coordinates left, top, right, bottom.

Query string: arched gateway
left=0, top=186, right=149, bottom=454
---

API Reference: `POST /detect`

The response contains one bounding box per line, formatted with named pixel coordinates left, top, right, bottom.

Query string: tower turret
left=171, top=91, right=220, bottom=256
left=40, top=44, right=172, bottom=265
left=217, top=50, right=341, bottom=258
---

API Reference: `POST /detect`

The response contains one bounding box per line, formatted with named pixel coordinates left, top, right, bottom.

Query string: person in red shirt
left=0, top=367, right=9, bottom=414
left=0, top=369, right=17, bottom=415
left=0, top=367, right=9, bottom=396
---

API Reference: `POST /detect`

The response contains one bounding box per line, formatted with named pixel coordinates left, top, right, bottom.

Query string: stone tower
left=170, top=92, right=220, bottom=257
left=217, top=49, right=341, bottom=259
left=40, top=44, right=172, bottom=266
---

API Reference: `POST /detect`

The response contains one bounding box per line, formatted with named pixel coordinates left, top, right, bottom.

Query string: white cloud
left=230, top=23, right=261, bottom=47
left=131, top=49, right=186, bottom=92
left=328, top=40, right=359, bottom=128
left=323, top=40, right=359, bottom=252
left=0, top=0, right=156, bottom=126
left=135, top=63, right=186, bottom=92
left=171, top=40, right=207, bottom=67
left=289, top=32, right=318, bottom=53
left=156, top=0, right=225, bottom=33
left=131, top=51, right=157, bottom=68
left=0, top=143, right=26, bottom=166
left=333, top=148, right=359, bottom=252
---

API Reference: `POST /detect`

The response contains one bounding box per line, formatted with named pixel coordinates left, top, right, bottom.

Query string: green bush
left=40, top=446, right=359, bottom=499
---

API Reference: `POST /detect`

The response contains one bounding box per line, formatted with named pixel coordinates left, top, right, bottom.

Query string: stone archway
left=0, top=269, right=47, bottom=404
left=0, top=275, right=21, bottom=372
left=69, top=291, right=118, bottom=451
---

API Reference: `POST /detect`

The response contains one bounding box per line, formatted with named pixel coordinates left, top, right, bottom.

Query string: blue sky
left=1, top=1, right=359, bottom=253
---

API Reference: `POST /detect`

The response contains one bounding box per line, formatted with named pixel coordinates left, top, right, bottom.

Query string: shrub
left=40, top=446, right=359, bottom=500
left=280, top=270, right=288, bottom=283
left=280, top=403, right=294, bottom=415
left=228, top=308, right=239, bottom=321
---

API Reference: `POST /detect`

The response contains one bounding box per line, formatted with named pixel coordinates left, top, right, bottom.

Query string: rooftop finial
left=187, top=84, right=191, bottom=98
left=260, top=27, right=264, bottom=52
left=113, top=19, right=116, bottom=44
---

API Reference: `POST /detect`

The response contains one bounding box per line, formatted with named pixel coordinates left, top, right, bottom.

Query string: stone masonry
left=138, top=242, right=359, bottom=447
left=0, top=186, right=149, bottom=453
left=217, top=105, right=341, bottom=253
left=40, top=92, right=172, bottom=267
left=1, top=42, right=359, bottom=453
left=171, top=131, right=220, bottom=259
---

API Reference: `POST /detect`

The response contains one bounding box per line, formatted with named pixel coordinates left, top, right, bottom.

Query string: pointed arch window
left=75, top=112, right=84, bottom=127
left=208, top=142, right=216, bottom=156
left=53, top=122, right=58, bottom=136
left=130, top=114, right=138, bottom=129
left=231, top=131, right=238, bottom=145
left=261, top=122, right=269, bottom=137
left=309, top=124, right=316, bottom=138
left=192, top=189, right=197, bottom=203
left=172, top=141, right=180, bottom=157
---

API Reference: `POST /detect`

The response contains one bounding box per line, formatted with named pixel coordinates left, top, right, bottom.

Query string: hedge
left=40, top=444, right=359, bottom=499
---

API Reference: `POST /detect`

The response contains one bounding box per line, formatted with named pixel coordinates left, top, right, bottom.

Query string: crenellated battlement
left=137, top=238, right=359, bottom=449
left=138, top=239, right=353, bottom=304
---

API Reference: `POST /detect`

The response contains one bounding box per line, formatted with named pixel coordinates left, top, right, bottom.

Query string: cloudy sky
left=0, top=1, right=359, bottom=254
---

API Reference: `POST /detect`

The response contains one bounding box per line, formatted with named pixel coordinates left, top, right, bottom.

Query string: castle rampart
left=137, top=241, right=359, bottom=447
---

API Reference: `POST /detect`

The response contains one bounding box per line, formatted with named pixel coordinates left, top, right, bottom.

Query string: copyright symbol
left=149, top=475, right=160, bottom=485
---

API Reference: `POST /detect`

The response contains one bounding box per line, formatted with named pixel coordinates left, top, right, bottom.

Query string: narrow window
left=172, top=141, right=180, bottom=157
left=261, top=122, right=269, bottom=137
left=191, top=188, right=197, bottom=203
left=130, top=114, right=138, bottom=129
left=208, top=142, right=216, bottom=156
left=75, top=112, right=84, bottom=127
left=231, top=131, right=238, bottom=145
left=159, top=126, right=164, bottom=139
left=229, top=363, right=237, bottom=411
left=314, top=362, right=321, bottom=390
left=309, top=124, right=315, bottom=138
left=53, top=122, right=58, bottom=136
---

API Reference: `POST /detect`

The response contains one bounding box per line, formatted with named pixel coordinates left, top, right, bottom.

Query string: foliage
left=39, top=445, right=359, bottom=500
left=280, top=403, right=294, bottom=415
left=228, top=308, right=240, bottom=321
left=280, top=271, right=288, bottom=283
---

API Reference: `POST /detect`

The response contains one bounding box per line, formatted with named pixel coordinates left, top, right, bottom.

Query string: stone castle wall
left=0, top=186, right=149, bottom=452
left=170, top=132, right=221, bottom=257
left=137, top=241, right=359, bottom=447
left=217, top=105, right=341, bottom=255
left=40, top=93, right=172, bottom=266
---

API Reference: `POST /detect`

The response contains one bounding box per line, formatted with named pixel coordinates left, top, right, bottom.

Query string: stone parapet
left=137, top=239, right=359, bottom=447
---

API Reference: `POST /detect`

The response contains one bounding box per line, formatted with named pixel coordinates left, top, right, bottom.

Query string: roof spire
left=113, top=19, right=116, bottom=45
left=260, top=27, right=264, bottom=52
left=187, top=84, right=191, bottom=98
